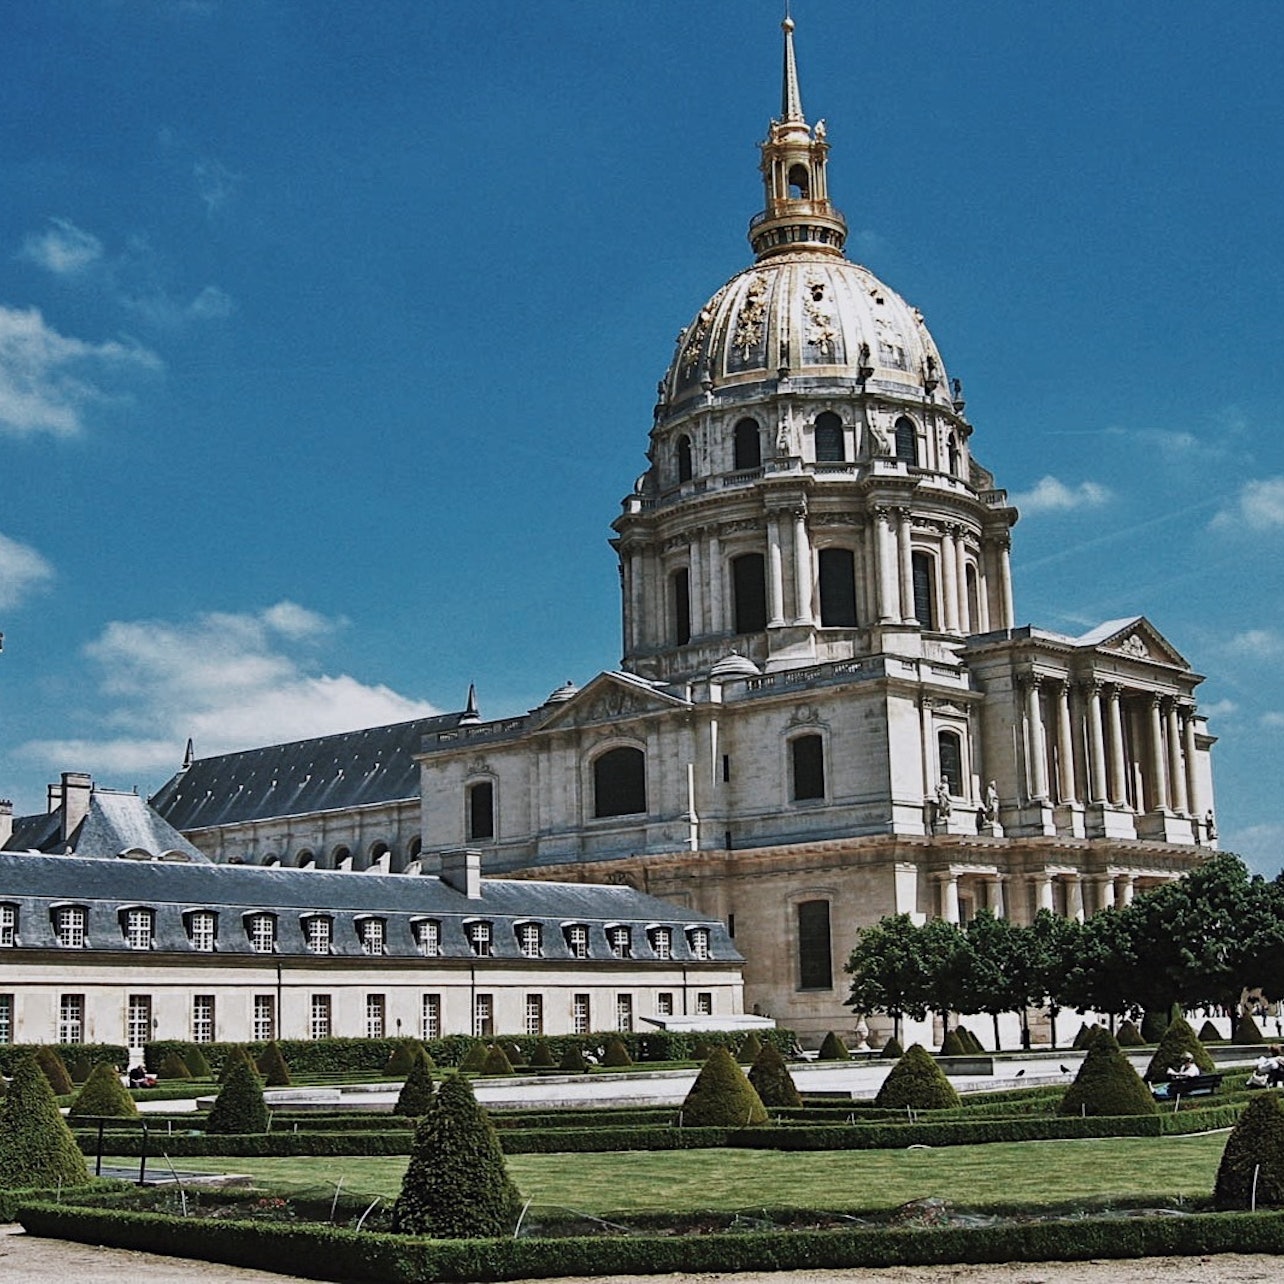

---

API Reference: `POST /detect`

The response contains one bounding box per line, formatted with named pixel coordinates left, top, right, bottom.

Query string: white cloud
left=0, top=305, right=161, bottom=436
left=0, top=531, right=54, bottom=608
left=1261, top=712, right=1284, bottom=730
left=1211, top=477, right=1284, bottom=532
left=20, top=218, right=104, bottom=276
left=1224, top=822, right=1284, bottom=877
left=1009, top=475, right=1111, bottom=514
left=1199, top=698, right=1239, bottom=720
left=17, top=601, right=438, bottom=776
left=187, top=285, right=233, bottom=320
left=194, top=158, right=241, bottom=214
left=1225, top=629, right=1284, bottom=659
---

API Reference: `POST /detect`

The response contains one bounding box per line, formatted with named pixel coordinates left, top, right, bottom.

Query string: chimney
left=0, top=800, right=12, bottom=849
left=60, top=772, right=93, bottom=845
left=438, top=848, right=483, bottom=899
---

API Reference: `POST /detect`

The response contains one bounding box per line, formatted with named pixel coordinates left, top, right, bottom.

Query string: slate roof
left=4, top=790, right=208, bottom=862
left=149, top=713, right=462, bottom=830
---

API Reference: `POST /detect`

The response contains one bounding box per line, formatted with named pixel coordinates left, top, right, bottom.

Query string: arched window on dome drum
left=676, top=435, right=693, bottom=483
left=911, top=551, right=936, bottom=630
left=787, top=163, right=810, bottom=199
left=894, top=417, right=919, bottom=466
left=814, top=411, right=845, bottom=463
left=938, top=730, right=964, bottom=796
left=594, top=746, right=647, bottom=818
left=731, top=553, right=767, bottom=634
left=947, top=434, right=961, bottom=477
left=791, top=734, right=826, bottom=802
left=466, top=780, right=494, bottom=841
left=733, top=418, right=762, bottom=471
left=672, top=568, right=691, bottom=646
left=818, top=548, right=857, bottom=627
left=965, top=564, right=980, bottom=634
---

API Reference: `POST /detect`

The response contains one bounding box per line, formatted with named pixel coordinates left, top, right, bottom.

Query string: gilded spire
left=781, top=16, right=804, bottom=123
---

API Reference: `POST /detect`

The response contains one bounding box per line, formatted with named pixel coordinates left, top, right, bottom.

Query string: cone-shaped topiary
left=69, top=1062, right=139, bottom=1119
left=874, top=1044, right=961, bottom=1110
left=679, top=1046, right=769, bottom=1128
left=1070, top=1022, right=1094, bottom=1050
left=559, top=1043, right=589, bottom=1072
left=737, top=1031, right=764, bottom=1064
left=1214, top=1092, right=1284, bottom=1209
left=384, top=1041, right=419, bottom=1077
left=1140, top=1009, right=1169, bottom=1044
left=1234, top=1012, right=1266, bottom=1044
left=601, top=1036, right=633, bottom=1068
left=748, top=1041, right=803, bottom=1108
left=0, top=1054, right=88, bottom=1189
left=218, top=1046, right=256, bottom=1082
left=391, top=1073, right=521, bottom=1237
left=692, top=1039, right=713, bottom=1061
left=962, top=1027, right=986, bottom=1054
left=159, top=1051, right=191, bottom=1080
left=256, top=1041, right=292, bottom=1088
left=1144, top=1015, right=1216, bottom=1083
left=939, top=1028, right=966, bottom=1056
left=1059, top=1029, right=1157, bottom=1117
left=184, top=1045, right=212, bottom=1079
left=1116, top=1019, right=1145, bottom=1047
left=458, top=1042, right=489, bottom=1072
left=394, top=1051, right=437, bottom=1117
left=1198, top=1020, right=1223, bottom=1044
left=880, top=1035, right=904, bottom=1060
left=35, top=1046, right=73, bottom=1096
left=530, top=1040, right=556, bottom=1068
left=206, top=1056, right=270, bottom=1134
left=69, top=1058, right=92, bottom=1085
left=480, top=1044, right=515, bottom=1076
left=817, top=1031, right=850, bottom=1061
left=500, top=1041, right=523, bottom=1065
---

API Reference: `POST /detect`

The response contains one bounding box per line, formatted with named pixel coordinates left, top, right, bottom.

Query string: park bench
left=1151, top=1072, right=1224, bottom=1100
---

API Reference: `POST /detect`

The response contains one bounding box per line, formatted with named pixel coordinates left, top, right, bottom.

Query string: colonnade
left=936, top=867, right=1155, bottom=925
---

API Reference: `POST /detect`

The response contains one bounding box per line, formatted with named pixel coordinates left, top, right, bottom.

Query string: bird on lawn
left=1060, top=1065, right=1071, bottom=1073
left=1015, top=1069, right=1025, bottom=1076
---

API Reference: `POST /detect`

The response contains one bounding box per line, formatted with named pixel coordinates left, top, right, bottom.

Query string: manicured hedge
left=0, top=1045, right=127, bottom=1076
left=19, top=1201, right=1284, bottom=1283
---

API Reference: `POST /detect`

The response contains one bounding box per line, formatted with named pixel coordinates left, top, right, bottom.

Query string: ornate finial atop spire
left=459, top=683, right=481, bottom=725
left=182, top=737, right=195, bottom=770
left=781, top=15, right=804, bottom=123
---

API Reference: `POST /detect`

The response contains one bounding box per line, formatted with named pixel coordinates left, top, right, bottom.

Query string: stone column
left=767, top=515, right=785, bottom=627
left=1166, top=700, right=1187, bottom=813
left=792, top=507, right=812, bottom=624
left=941, top=527, right=960, bottom=633
left=707, top=531, right=724, bottom=635
left=1096, top=876, right=1116, bottom=910
left=624, top=553, right=640, bottom=652
left=997, top=536, right=1015, bottom=629
left=1148, top=695, right=1169, bottom=811
left=689, top=536, right=705, bottom=637
left=874, top=507, right=897, bottom=623
left=1065, top=875, right=1085, bottom=922
left=941, top=873, right=961, bottom=924
left=977, top=562, right=991, bottom=632
left=1086, top=683, right=1107, bottom=803
left=1025, top=678, right=1049, bottom=800
left=1054, top=680, right=1076, bottom=803
left=989, top=876, right=1007, bottom=919
left=1032, top=872, right=1054, bottom=913
left=1106, top=685, right=1127, bottom=806
left=1119, top=875, right=1136, bottom=906
left=897, top=508, right=916, bottom=625
left=956, top=536, right=971, bottom=633
left=1182, top=710, right=1201, bottom=818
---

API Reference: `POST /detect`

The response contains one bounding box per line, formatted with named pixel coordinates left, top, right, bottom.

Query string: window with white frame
left=247, top=913, right=276, bottom=953
left=414, top=919, right=441, bottom=957
left=517, top=922, right=542, bottom=958
left=616, top=993, right=634, bottom=1032
left=608, top=925, right=631, bottom=959
left=124, top=908, right=154, bottom=950
left=695, top=991, right=713, bottom=1016
left=564, top=923, right=589, bottom=958
left=253, top=994, right=276, bottom=1041
left=572, top=992, right=590, bottom=1035
left=474, top=992, right=493, bottom=1037
left=192, top=994, right=215, bottom=1043
left=466, top=921, right=492, bottom=957
left=59, top=993, right=84, bottom=1043
left=188, top=910, right=216, bottom=951
left=55, top=905, right=87, bottom=948
left=656, top=991, right=674, bottom=1016
left=127, top=994, right=151, bottom=1048
left=422, top=993, right=441, bottom=1040
left=310, top=994, right=332, bottom=1040
left=687, top=927, right=711, bottom=960
left=366, top=993, right=385, bottom=1039
left=0, top=993, right=11, bottom=1044
left=524, top=993, right=544, bottom=1036
left=359, top=918, right=386, bottom=956
left=0, top=904, right=16, bottom=947
left=648, top=926, right=671, bottom=959
left=304, top=916, right=332, bottom=955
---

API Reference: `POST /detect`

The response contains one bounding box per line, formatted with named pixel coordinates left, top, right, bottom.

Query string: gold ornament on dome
left=732, top=274, right=767, bottom=359
left=802, top=270, right=836, bottom=357
left=680, top=285, right=729, bottom=376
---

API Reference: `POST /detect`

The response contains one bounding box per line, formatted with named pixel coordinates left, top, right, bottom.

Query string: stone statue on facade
left=934, top=778, right=952, bottom=821
left=984, top=780, right=999, bottom=822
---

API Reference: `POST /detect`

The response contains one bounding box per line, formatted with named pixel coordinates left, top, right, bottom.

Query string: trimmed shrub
left=383, top=1041, right=419, bottom=1077
left=1144, top=1015, right=1216, bottom=1083
left=737, top=1032, right=763, bottom=1064
left=68, top=1063, right=139, bottom=1119
left=874, top=1044, right=961, bottom=1111
left=0, top=1044, right=126, bottom=1078
left=601, top=1037, right=633, bottom=1068
left=158, top=1051, right=191, bottom=1081
left=940, top=1028, right=966, bottom=1056
left=35, top=1047, right=73, bottom=1096
left=218, top=1047, right=256, bottom=1083
left=256, top=1042, right=292, bottom=1088
left=206, top=1058, right=270, bottom=1134
left=1071, top=1022, right=1097, bottom=1050
left=393, top=1052, right=436, bottom=1117
left=692, top=1039, right=713, bottom=1061
left=679, top=1046, right=768, bottom=1128
left=880, top=1035, right=904, bottom=1060
left=748, top=1042, right=803, bottom=1108
left=184, top=1045, right=212, bottom=1079
left=1199, top=1020, right=1224, bottom=1044
left=530, top=1040, right=556, bottom=1068
left=500, top=1041, right=523, bottom=1065
left=1140, top=1010, right=1169, bottom=1043
left=69, top=1058, right=92, bottom=1085
left=458, top=1042, right=489, bottom=1073
left=1059, top=1029, right=1157, bottom=1117
left=1215, top=1092, right=1284, bottom=1209
left=480, top=1045, right=515, bottom=1076
left=955, top=1027, right=984, bottom=1055
left=1116, top=1019, right=1145, bottom=1047
left=391, top=1073, right=521, bottom=1237
left=1235, top=1012, right=1266, bottom=1045
left=817, top=1031, right=850, bottom=1061
left=559, top=1044, right=589, bottom=1073
left=0, top=1055, right=87, bottom=1189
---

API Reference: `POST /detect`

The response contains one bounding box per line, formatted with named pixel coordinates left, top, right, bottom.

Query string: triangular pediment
left=535, top=671, right=691, bottom=731
left=1075, top=617, right=1189, bottom=668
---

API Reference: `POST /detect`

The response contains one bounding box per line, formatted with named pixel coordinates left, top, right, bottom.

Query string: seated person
left=1167, top=1052, right=1201, bottom=1079
left=127, top=1064, right=156, bottom=1088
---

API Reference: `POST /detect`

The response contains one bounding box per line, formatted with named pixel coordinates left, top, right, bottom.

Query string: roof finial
left=459, top=682, right=481, bottom=725
left=182, top=737, right=195, bottom=770
left=781, top=13, right=804, bottom=123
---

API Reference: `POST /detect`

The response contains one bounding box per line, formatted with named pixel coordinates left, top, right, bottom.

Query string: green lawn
left=126, top=1132, right=1229, bottom=1215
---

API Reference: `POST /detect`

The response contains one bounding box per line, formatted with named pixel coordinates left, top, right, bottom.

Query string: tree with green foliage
left=601, top=1036, right=633, bottom=1067
left=678, top=1046, right=768, bottom=1128
left=559, top=1043, right=589, bottom=1072
left=0, top=1054, right=88, bottom=1189
left=394, top=1050, right=437, bottom=1116
left=1026, top=909, right=1083, bottom=1050
left=817, top=1031, right=849, bottom=1061
left=874, top=1044, right=960, bottom=1110
left=1144, top=1014, right=1216, bottom=1083
left=256, top=1041, right=292, bottom=1087
left=184, top=1045, right=212, bottom=1079
left=158, top=1050, right=191, bottom=1080
left=530, top=1040, right=555, bottom=1068
left=206, top=1056, right=270, bottom=1134
left=35, top=1046, right=73, bottom=1096
left=1059, top=1029, right=1157, bottom=1117
left=391, top=1073, right=521, bottom=1237
left=480, top=1044, right=515, bottom=1075
left=1214, top=1092, right=1284, bottom=1209
left=747, top=1041, right=802, bottom=1108
left=954, top=911, right=1033, bottom=1051
left=737, top=1031, right=763, bottom=1064
left=845, top=913, right=938, bottom=1044
left=69, top=1062, right=139, bottom=1119
left=458, top=1042, right=489, bottom=1072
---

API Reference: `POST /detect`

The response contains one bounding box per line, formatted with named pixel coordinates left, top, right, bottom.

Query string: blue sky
left=2, top=2, right=1282, bottom=872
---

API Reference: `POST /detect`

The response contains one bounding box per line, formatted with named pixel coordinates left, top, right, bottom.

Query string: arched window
left=787, top=163, right=810, bottom=199
left=947, top=434, right=961, bottom=477
left=814, top=411, right=845, bottom=463
left=672, top=567, right=691, bottom=645
left=938, top=730, right=964, bottom=795
left=818, top=548, right=857, bottom=627
left=964, top=564, right=980, bottom=634
left=894, top=416, right=918, bottom=465
left=791, top=734, right=826, bottom=801
left=466, top=780, right=494, bottom=841
left=733, top=418, right=761, bottom=470
left=676, top=434, right=693, bottom=483
left=593, top=746, right=647, bottom=818
left=911, top=551, right=936, bottom=629
left=731, top=552, right=767, bottom=634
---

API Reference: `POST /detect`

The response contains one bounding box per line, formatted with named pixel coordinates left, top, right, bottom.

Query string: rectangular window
left=727, top=913, right=736, bottom=939
left=791, top=734, right=826, bottom=801
left=474, top=993, right=493, bottom=1038
left=524, top=993, right=544, bottom=1036
left=673, top=567, right=691, bottom=646
left=253, top=994, right=276, bottom=1042
left=518, top=922, right=542, bottom=958
left=125, top=908, right=153, bottom=950
left=305, top=917, right=331, bottom=955
left=126, top=994, right=152, bottom=1049
left=365, top=993, right=386, bottom=1039
left=310, top=994, right=332, bottom=1040
left=688, top=927, right=711, bottom=960
left=360, top=919, right=385, bottom=956
left=608, top=925, right=631, bottom=959
left=695, top=991, right=713, bottom=1017
left=732, top=552, right=767, bottom=634
left=192, top=994, right=215, bottom=1043
left=189, top=910, right=216, bottom=952
left=422, top=993, right=441, bottom=1041
left=248, top=914, right=276, bottom=953
left=467, top=921, right=492, bottom=957
left=818, top=547, right=858, bottom=627
left=649, top=926, right=671, bottom=959
left=616, top=993, right=634, bottom=1032
left=0, top=994, right=11, bottom=1044
left=565, top=924, right=589, bottom=958
left=415, top=919, right=441, bottom=957
left=656, top=991, right=674, bottom=1017
left=59, top=993, right=84, bottom=1044
left=722, top=754, right=730, bottom=783
left=572, top=993, right=590, bottom=1035
left=467, top=780, right=495, bottom=841
left=0, top=904, right=16, bottom=947
left=797, top=898, right=834, bottom=990
left=55, top=906, right=86, bottom=948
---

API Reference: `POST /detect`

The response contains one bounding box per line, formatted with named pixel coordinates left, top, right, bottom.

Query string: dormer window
left=564, top=923, right=589, bottom=958
left=648, top=926, right=672, bottom=959
left=0, top=903, right=16, bottom=947
left=247, top=912, right=276, bottom=953
left=123, top=908, right=154, bottom=951
left=687, top=926, right=711, bottom=960
left=303, top=915, right=332, bottom=955
left=414, top=919, right=441, bottom=957
left=54, top=905, right=87, bottom=948
left=466, top=920, right=493, bottom=958
left=358, top=917, right=386, bottom=956
left=187, top=910, right=217, bottom=952
left=608, top=925, right=632, bottom=959
left=516, top=922, right=542, bottom=959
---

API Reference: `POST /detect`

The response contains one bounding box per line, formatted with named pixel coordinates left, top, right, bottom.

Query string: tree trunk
left=993, top=1013, right=1001, bottom=1051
